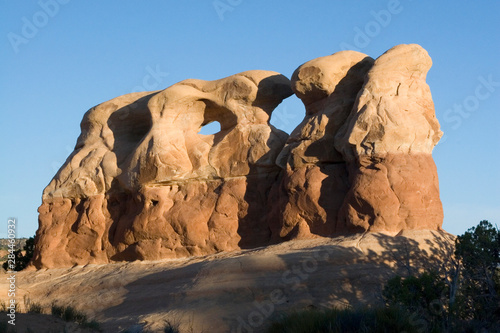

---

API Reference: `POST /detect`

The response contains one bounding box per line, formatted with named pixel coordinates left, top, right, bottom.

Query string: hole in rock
left=197, top=121, right=221, bottom=135
left=151, top=199, right=159, bottom=206
left=269, top=95, right=302, bottom=134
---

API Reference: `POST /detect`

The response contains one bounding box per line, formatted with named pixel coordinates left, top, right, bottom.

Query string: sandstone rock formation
left=33, top=44, right=444, bottom=268
left=271, top=44, right=443, bottom=239
left=32, top=71, right=292, bottom=268
left=269, top=51, right=375, bottom=239
left=335, top=44, right=443, bottom=233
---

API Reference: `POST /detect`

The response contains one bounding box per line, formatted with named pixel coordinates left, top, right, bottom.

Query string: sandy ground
left=0, top=230, right=454, bottom=333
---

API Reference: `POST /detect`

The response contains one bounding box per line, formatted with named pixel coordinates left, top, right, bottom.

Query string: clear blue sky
left=1, top=1, right=499, bottom=238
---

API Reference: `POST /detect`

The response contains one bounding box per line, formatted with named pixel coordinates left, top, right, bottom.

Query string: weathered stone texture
left=33, top=45, right=444, bottom=268
left=33, top=71, right=292, bottom=268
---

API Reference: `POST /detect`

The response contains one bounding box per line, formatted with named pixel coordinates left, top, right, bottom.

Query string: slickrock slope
left=272, top=44, right=443, bottom=239
left=33, top=71, right=292, bottom=269
left=4, top=231, right=455, bottom=333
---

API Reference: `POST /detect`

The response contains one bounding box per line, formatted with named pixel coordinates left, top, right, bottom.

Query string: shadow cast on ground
left=95, top=231, right=454, bottom=332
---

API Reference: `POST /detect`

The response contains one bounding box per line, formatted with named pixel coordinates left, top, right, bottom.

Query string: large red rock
left=32, top=71, right=292, bottom=268
left=269, top=51, right=374, bottom=239
left=33, top=44, right=445, bottom=268
left=271, top=44, right=443, bottom=239
left=335, top=44, right=443, bottom=233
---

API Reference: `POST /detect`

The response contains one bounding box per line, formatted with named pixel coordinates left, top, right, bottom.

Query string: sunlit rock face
left=33, top=44, right=443, bottom=269
left=32, top=71, right=292, bottom=268
left=268, top=51, right=375, bottom=239
left=335, top=44, right=443, bottom=234
left=271, top=44, right=443, bottom=239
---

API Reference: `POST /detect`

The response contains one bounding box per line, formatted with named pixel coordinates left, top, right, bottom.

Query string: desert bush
left=51, top=303, right=101, bottom=331
left=51, top=303, right=64, bottom=317
left=2, top=236, right=35, bottom=271
left=383, top=270, right=447, bottom=309
left=270, top=221, right=500, bottom=332
left=266, top=306, right=425, bottom=333
left=454, top=220, right=500, bottom=324
left=63, top=306, right=87, bottom=323
left=382, top=220, right=500, bottom=332
left=383, top=270, right=447, bottom=331
left=26, top=302, right=43, bottom=314
left=23, top=295, right=43, bottom=314
left=164, top=319, right=180, bottom=333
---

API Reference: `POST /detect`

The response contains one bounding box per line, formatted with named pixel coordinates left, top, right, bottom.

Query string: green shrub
left=27, top=302, right=43, bottom=314
left=381, top=220, right=500, bottom=331
left=50, top=303, right=101, bottom=331
left=455, top=220, right=500, bottom=323
left=383, top=271, right=447, bottom=309
left=383, top=271, right=447, bottom=332
left=2, top=236, right=35, bottom=271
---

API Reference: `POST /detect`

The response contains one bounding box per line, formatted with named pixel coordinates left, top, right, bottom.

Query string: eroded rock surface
left=33, top=71, right=292, bottom=268
left=269, top=51, right=374, bottom=239
left=33, top=44, right=444, bottom=268
left=271, top=44, right=443, bottom=239
left=335, top=44, right=443, bottom=233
